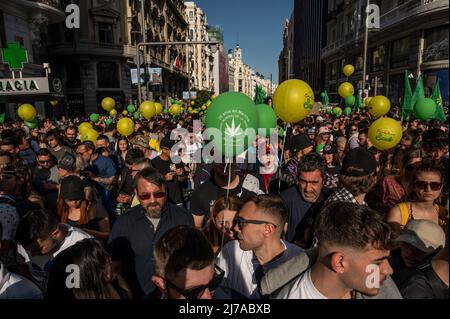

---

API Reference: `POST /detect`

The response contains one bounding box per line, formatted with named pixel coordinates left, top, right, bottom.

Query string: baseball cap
left=323, top=144, right=337, bottom=155
left=60, top=175, right=84, bottom=201
left=58, top=152, right=76, bottom=171
left=316, top=116, right=324, bottom=123
left=395, top=220, right=446, bottom=253
left=341, top=147, right=377, bottom=177
left=131, top=135, right=151, bottom=150
left=307, top=127, right=316, bottom=135
left=290, top=135, right=313, bottom=153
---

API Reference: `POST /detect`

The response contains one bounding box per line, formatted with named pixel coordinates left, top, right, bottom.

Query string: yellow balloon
left=338, top=82, right=354, bottom=99
left=110, top=109, right=117, bottom=118
left=365, top=97, right=373, bottom=107
left=343, top=65, right=355, bottom=77
left=191, top=101, right=195, bottom=106
left=80, top=128, right=99, bottom=143
left=211, top=95, right=217, bottom=100
left=170, top=104, right=182, bottom=116
left=368, top=96, right=391, bottom=118
left=117, top=118, right=135, bottom=137
left=78, top=122, right=93, bottom=135
left=201, top=105, right=206, bottom=110
left=140, top=101, right=156, bottom=119
left=17, top=104, right=37, bottom=122
left=101, top=97, right=115, bottom=112
left=154, top=102, right=163, bottom=115
left=273, top=79, right=315, bottom=123
left=122, top=110, right=128, bottom=116
left=50, top=100, right=58, bottom=107
left=188, top=106, right=193, bottom=111
left=369, top=118, right=403, bottom=150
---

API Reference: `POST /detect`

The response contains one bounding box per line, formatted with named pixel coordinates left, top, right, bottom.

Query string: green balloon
left=127, top=104, right=136, bottom=113
left=345, top=95, right=356, bottom=107
left=414, top=98, right=437, bottom=120
left=344, top=107, right=352, bottom=116
left=133, top=112, right=141, bottom=120
left=25, top=119, right=37, bottom=129
left=321, top=92, right=326, bottom=98
left=333, top=107, right=343, bottom=116
left=104, top=118, right=113, bottom=126
left=278, top=127, right=285, bottom=137
left=205, top=92, right=258, bottom=157
left=316, top=143, right=325, bottom=154
left=256, top=104, right=277, bottom=137
left=89, top=113, right=100, bottom=122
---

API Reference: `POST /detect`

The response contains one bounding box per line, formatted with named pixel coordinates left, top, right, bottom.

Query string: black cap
left=160, top=137, right=175, bottom=150
left=58, top=152, right=76, bottom=171
left=323, top=144, right=337, bottom=155
left=290, top=135, right=313, bottom=153
left=341, top=148, right=377, bottom=177
left=60, top=175, right=84, bottom=201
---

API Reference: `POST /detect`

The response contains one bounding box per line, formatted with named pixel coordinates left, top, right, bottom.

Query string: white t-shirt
left=216, top=239, right=303, bottom=299
left=17, top=225, right=91, bottom=291
left=277, top=268, right=327, bottom=299
left=0, top=263, right=43, bottom=299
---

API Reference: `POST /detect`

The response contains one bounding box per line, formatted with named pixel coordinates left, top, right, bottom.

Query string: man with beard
left=107, top=167, right=194, bottom=299
left=63, top=126, right=80, bottom=150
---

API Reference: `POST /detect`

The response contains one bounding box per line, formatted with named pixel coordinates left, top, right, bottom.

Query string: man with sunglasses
left=108, top=167, right=194, bottom=299
left=152, top=225, right=222, bottom=299
left=216, top=195, right=302, bottom=299
left=31, top=149, right=60, bottom=213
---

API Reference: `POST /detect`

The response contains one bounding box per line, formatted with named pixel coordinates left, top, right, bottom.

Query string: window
left=66, top=63, right=81, bottom=88
left=371, top=45, right=385, bottom=72
left=97, top=62, right=120, bottom=88
left=98, top=23, right=113, bottom=44
left=424, top=25, right=449, bottom=62
left=189, top=29, right=194, bottom=40
left=390, top=37, right=410, bottom=68
left=238, top=80, right=243, bottom=92
left=355, top=54, right=363, bottom=72
left=189, top=11, right=193, bottom=21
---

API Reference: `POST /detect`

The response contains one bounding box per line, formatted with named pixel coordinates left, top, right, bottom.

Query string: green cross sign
left=1, top=42, right=28, bottom=70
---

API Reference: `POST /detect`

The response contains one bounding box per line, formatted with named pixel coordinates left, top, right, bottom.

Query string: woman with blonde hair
left=202, top=196, right=242, bottom=255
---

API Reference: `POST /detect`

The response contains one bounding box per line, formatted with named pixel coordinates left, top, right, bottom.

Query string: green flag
left=431, top=78, right=446, bottom=122
left=254, top=85, right=267, bottom=105
left=402, top=71, right=413, bottom=120
left=0, top=112, right=5, bottom=124
left=410, top=74, right=425, bottom=119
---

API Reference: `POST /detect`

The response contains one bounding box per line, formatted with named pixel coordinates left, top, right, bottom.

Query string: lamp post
left=136, top=41, right=220, bottom=106
left=362, top=0, right=370, bottom=95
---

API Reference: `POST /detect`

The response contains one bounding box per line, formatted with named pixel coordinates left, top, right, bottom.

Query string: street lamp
left=135, top=40, right=220, bottom=106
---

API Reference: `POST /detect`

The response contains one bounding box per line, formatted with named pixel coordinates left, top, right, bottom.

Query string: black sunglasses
left=232, top=216, right=278, bottom=230
left=415, top=180, right=442, bottom=191
left=162, top=265, right=224, bottom=299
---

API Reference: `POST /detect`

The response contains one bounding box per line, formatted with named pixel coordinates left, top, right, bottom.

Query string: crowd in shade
left=0, top=88, right=448, bottom=300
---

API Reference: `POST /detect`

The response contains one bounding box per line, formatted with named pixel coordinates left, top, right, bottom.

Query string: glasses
left=162, top=266, right=224, bottom=300
left=38, top=159, right=52, bottom=164
left=137, top=191, right=166, bottom=200
left=232, top=216, right=278, bottom=230
left=415, top=180, right=442, bottom=191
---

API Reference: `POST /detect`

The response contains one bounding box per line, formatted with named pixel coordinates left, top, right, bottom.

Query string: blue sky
left=193, top=0, right=293, bottom=84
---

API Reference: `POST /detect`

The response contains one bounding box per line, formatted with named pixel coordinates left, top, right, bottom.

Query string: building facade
left=0, top=0, right=65, bottom=118
left=228, top=44, right=275, bottom=98
left=322, top=0, right=449, bottom=103
left=185, top=1, right=214, bottom=92
left=208, top=25, right=229, bottom=94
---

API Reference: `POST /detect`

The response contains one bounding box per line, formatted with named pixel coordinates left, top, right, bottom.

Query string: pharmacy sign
left=1, top=42, right=50, bottom=96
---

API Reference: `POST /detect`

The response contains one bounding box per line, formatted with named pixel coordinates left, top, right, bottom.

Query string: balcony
left=3, top=0, right=65, bottom=24
left=48, top=42, right=127, bottom=58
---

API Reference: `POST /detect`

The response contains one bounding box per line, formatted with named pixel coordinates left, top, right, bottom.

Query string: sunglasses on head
left=415, top=180, right=442, bottom=191
left=137, top=191, right=166, bottom=200
left=232, top=216, right=278, bottom=230
left=162, top=265, right=224, bottom=300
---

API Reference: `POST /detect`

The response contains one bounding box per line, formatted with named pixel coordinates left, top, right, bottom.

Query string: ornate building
left=184, top=1, right=214, bottom=91
left=228, top=45, right=275, bottom=98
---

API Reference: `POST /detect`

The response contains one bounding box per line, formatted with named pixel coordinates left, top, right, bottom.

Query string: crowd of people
left=0, top=99, right=448, bottom=300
